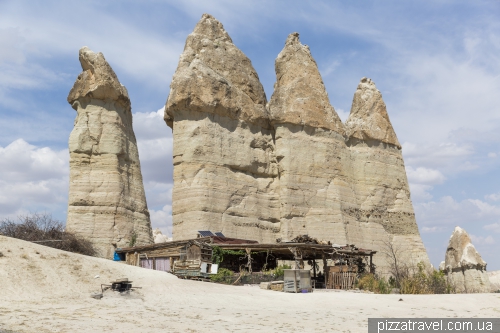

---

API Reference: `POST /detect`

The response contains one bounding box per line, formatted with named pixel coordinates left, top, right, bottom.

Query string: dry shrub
left=399, top=262, right=452, bottom=294
left=356, top=273, right=391, bottom=294
left=381, top=238, right=452, bottom=294
left=0, top=213, right=97, bottom=257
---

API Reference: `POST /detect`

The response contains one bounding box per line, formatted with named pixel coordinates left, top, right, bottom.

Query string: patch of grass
left=21, top=253, right=29, bottom=259
left=128, top=230, right=138, bottom=247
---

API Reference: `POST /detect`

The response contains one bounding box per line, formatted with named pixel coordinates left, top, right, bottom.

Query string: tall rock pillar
left=345, top=78, right=429, bottom=271
left=165, top=14, right=280, bottom=241
left=66, top=47, right=153, bottom=258
left=268, top=33, right=353, bottom=242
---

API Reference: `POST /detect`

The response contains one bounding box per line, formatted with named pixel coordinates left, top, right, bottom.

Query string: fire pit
left=101, top=278, right=140, bottom=293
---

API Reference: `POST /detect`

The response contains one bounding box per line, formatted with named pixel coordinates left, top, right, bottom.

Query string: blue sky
left=1, top=0, right=500, bottom=270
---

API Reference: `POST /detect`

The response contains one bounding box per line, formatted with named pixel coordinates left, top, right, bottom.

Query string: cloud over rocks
left=0, top=139, right=68, bottom=218
left=133, top=108, right=173, bottom=234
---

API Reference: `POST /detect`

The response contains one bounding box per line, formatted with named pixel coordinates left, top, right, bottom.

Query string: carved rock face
left=444, top=226, right=490, bottom=293
left=66, top=47, right=153, bottom=258
left=165, top=14, right=430, bottom=274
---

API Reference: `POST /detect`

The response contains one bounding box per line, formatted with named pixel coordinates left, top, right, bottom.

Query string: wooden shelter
left=115, top=236, right=258, bottom=279
left=116, top=236, right=376, bottom=288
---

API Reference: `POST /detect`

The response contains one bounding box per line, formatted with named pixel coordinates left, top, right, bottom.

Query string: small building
left=115, top=234, right=376, bottom=289
left=115, top=235, right=258, bottom=279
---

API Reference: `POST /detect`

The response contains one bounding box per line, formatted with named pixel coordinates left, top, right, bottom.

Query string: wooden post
left=369, top=254, right=373, bottom=274
left=313, top=259, right=317, bottom=278
left=246, top=248, right=252, bottom=273
left=322, top=253, right=328, bottom=289
left=293, top=269, right=298, bottom=293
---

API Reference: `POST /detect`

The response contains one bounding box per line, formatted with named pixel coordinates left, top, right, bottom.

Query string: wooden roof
left=115, top=236, right=259, bottom=253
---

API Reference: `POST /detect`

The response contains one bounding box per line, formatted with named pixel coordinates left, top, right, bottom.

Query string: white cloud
left=321, top=60, right=341, bottom=77
left=402, top=142, right=474, bottom=170
left=0, top=3, right=185, bottom=93
left=488, top=152, right=497, bottom=158
left=133, top=109, right=173, bottom=186
left=421, top=226, right=445, bottom=233
left=406, top=166, right=445, bottom=186
left=485, top=193, right=500, bottom=202
left=484, top=223, right=500, bottom=233
left=0, top=139, right=68, bottom=182
left=150, top=204, right=173, bottom=237
left=415, top=196, right=500, bottom=230
left=408, top=184, right=434, bottom=202
left=470, top=234, right=495, bottom=245
left=335, top=108, right=349, bottom=123
left=133, top=108, right=173, bottom=234
left=0, top=139, right=68, bottom=218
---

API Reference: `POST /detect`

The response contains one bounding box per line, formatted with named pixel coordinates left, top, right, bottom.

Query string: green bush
left=271, top=264, right=292, bottom=278
left=211, top=246, right=245, bottom=265
left=210, top=268, right=234, bottom=283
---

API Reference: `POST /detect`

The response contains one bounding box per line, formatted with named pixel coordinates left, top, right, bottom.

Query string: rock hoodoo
left=268, top=32, right=350, bottom=241
left=165, top=14, right=430, bottom=273
left=443, top=227, right=490, bottom=293
left=165, top=14, right=280, bottom=242
left=344, top=77, right=427, bottom=264
left=67, top=47, right=153, bottom=258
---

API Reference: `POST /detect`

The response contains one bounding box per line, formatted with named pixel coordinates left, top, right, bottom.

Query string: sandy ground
left=1, top=236, right=499, bottom=333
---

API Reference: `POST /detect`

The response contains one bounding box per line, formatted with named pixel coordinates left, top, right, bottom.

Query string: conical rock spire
left=165, top=13, right=269, bottom=129
left=345, top=77, right=400, bottom=148
left=443, top=226, right=491, bottom=293
left=445, top=226, right=487, bottom=271
left=268, top=32, right=344, bottom=134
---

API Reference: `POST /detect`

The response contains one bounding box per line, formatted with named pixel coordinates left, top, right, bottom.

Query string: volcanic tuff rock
left=268, top=32, right=344, bottom=133
left=344, top=77, right=428, bottom=266
left=67, top=47, right=153, bottom=258
left=165, top=14, right=280, bottom=242
left=165, top=13, right=269, bottom=129
left=443, top=227, right=490, bottom=293
left=345, top=78, right=400, bottom=148
left=166, top=14, right=430, bottom=273
left=268, top=32, right=351, bottom=244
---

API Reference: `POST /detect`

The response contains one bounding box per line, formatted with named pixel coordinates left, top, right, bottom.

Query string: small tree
left=381, top=237, right=413, bottom=288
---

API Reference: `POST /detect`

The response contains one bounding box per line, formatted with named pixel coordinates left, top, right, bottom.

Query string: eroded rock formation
left=165, top=14, right=430, bottom=272
left=153, top=228, right=172, bottom=243
left=443, top=227, right=490, bottom=293
left=344, top=78, right=428, bottom=266
left=67, top=47, right=153, bottom=258
left=268, top=32, right=350, bottom=242
left=165, top=14, right=279, bottom=242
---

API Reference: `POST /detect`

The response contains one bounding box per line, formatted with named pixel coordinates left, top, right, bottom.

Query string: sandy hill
left=1, top=235, right=499, bottom=332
